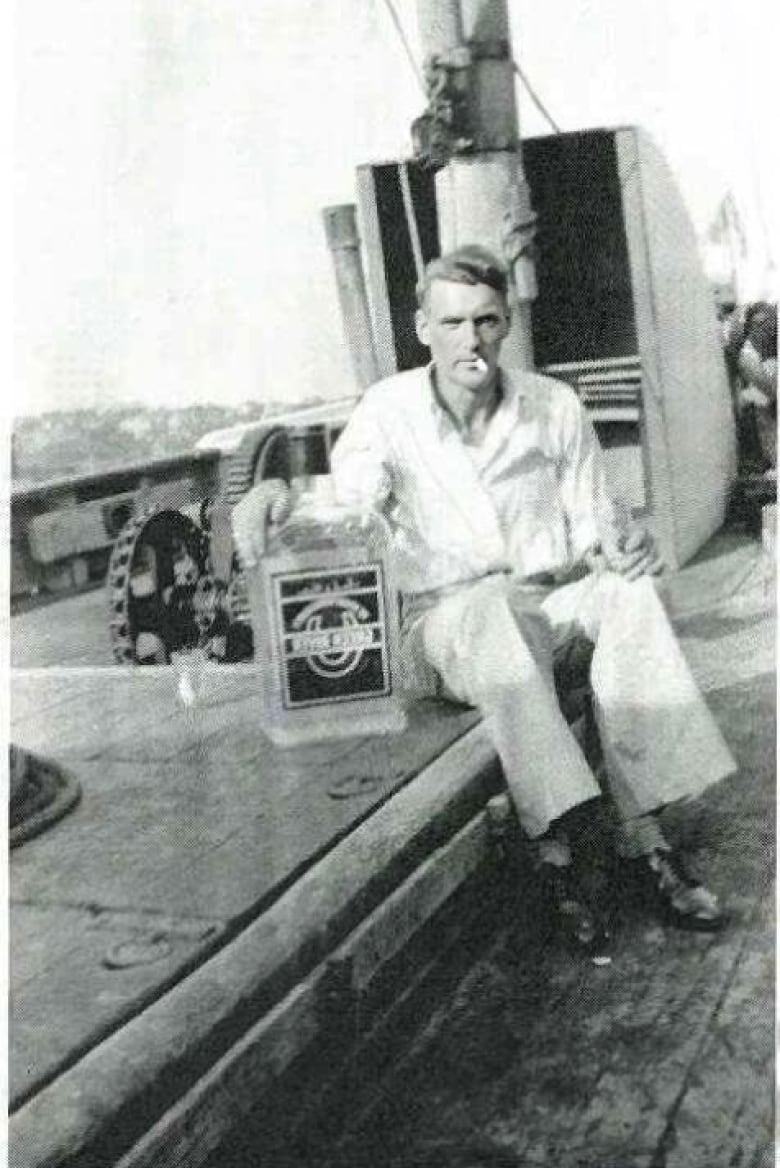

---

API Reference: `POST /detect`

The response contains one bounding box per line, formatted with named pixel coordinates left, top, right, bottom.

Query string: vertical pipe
left=415, top=0, right=463, bottom=51
left=415, top=0, right=537, bottom=369
left=322, top=204, right=380, bottom=392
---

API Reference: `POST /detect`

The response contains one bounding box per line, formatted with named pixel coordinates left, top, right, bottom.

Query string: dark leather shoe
left=537, top=861, right=611, bottom=960
left=625, top=848, right=724, bottom=932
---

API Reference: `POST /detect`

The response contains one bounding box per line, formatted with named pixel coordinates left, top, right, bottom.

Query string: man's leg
left=540, top=571, right=735, bottom=816
left=541, top=571, right=735, bottom=928
left=416, top=576, right=609, bottom=952
left=419, top=575, right=601, bottom=840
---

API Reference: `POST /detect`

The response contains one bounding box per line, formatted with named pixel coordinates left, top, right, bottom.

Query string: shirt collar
left=425, top=363, right=530, bottom=440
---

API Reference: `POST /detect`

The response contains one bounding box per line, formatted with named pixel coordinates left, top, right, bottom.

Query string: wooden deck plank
left=325, top=597, right=775, bottom=1168
left=662, top=904, right=774, bottom=1168
left=9, top=663, right=479, bottom=1108
left=11, top=904, right=223, bottom=1110
left=10, top=903, right=220, bottom=989
left=114, top=814, right=494, bottom=1168
left=11, top=699, right=477, bottom=915
left=11, top=586, right=114, bottom=670
left=9, top=723, right=500, bottom=1167
left=114, top=975, right=324, bottom=1168
left=9, top=532, right=773, bottom=1166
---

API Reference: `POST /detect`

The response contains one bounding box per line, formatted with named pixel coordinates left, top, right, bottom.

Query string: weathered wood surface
left=111, top=813, right=494, bottom=1168
left=327, top=570, right=776, bottom=1168
left=9, top=531, right=774, bottom=1168
left=11, top=586, right=113, bottom=669
left=9, top=712, right=500, bottom=1168
left=9, top=661, right=479, bottom=1111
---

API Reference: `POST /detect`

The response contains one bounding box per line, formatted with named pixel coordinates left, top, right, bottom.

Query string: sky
left=13, top=0, right=779, bottom=418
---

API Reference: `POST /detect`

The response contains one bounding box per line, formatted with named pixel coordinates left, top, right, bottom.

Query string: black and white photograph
left=8, top=2, right=777, bottom=1165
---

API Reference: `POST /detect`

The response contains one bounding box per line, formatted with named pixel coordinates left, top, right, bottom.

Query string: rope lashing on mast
left=374, top=0, right=562, bottom=159
left=375, top=0, right=546, bottom=293
left=411, top=49, right=474, bottom=170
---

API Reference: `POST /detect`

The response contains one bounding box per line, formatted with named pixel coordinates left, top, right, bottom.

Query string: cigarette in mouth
left=474, top=357, right=488, bottom=372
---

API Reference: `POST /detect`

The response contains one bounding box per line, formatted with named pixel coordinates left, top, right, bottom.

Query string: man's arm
left=558, top=393, right=663, bottom=581
left=231, top=479, right=293, bottom=568
left=738, top=342, right=777, bottom=405
left=231, top=393, right=393, bottom=567
left=329, top=391, right=394, bottom=513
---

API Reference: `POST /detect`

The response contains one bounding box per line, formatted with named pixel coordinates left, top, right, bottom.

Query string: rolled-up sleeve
left=330, top=392, right=394, bottom=513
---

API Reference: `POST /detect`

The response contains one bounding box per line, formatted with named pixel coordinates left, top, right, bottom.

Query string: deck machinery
left=107, top=419, right=344, bottom=665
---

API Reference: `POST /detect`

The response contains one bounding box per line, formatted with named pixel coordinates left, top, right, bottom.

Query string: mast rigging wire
left=398, top=162, right=425, bottom=281
left=378, top=0, right=426, bottom=94
left=513, top=59, right=562, bottom=134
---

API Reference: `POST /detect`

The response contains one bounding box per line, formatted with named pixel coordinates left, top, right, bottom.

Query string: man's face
left=415, top=278, right=510, bottom=395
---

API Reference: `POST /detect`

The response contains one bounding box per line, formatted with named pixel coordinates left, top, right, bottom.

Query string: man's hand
left=599, top=525, right=664, bottom=581
left=231, top=479, right=292, bottom=567
left=739, top=384, right=772, bottom=411
left=738, top=343, right=777, bottom=399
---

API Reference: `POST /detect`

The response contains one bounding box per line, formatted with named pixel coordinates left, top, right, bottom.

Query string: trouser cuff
left=615, top=810, right=671, bottom=859
left=532, top=836, right=573, bottom=868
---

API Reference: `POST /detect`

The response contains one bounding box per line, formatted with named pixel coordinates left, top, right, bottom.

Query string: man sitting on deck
left=233, top=245, right=736, bottom=953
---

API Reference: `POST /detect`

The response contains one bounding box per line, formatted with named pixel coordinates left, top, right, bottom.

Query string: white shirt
left=330, top=365, right=615, bottom=597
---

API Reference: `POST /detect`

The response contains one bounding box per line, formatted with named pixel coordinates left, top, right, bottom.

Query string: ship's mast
left=415, top=0, right=538, bottom=369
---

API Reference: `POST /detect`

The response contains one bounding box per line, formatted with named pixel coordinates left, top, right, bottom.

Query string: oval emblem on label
left=291, top=596, right=373, bottom=678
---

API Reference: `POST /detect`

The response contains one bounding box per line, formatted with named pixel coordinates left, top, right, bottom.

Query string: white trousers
left=405, top=572, right=736, bottom=839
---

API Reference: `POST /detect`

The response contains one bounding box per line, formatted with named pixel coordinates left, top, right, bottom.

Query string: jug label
left=271, top=562, right=392, bottom=707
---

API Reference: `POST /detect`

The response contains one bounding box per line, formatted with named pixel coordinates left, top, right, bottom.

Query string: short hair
left=416, top=245, right=509, bottom=309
